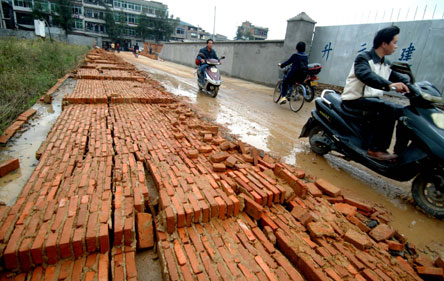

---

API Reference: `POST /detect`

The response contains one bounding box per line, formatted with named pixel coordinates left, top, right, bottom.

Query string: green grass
left=0, top=37, right=89, bottom=134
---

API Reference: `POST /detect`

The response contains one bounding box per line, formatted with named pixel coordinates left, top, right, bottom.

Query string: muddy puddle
left=0, top=79, right=76, bottom=206
left=122, top=53, right=444, bottom=256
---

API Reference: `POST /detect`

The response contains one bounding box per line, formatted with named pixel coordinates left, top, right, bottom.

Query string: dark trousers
left=342, top=97, right=402, bottom=151
left=198, top=63, right=208, bottom=78
left=281, top=72, right=305, bottom=98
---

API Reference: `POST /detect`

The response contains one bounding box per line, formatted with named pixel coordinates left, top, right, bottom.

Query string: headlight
left=431, top=112, right=444, bottom=130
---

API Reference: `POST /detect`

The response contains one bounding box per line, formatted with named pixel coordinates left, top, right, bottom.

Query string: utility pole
left=212, top=6, right=216, bottom=40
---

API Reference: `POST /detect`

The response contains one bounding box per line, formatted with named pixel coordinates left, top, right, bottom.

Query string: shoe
left=367, top=150, right=397, bottom=161
left=279, top=96, right=287, bottom=104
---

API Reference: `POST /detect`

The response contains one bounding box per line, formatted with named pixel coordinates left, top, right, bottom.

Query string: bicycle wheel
left=304, top=84, right=315, bottom=102
left=273, top=81, right=282, bottom=103
left=289, top=85, right=305, bottom=112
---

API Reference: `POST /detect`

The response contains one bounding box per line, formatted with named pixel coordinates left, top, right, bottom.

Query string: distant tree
left=136, top=15, right=150, bottom=42
left=53, top=0, right=73, bottom=35
left=32, top=0, right=49, bottom=22
left=103, top=6, right=121, bottom=42
left=234, top=26, right=253, bottom=40
left=151, top=10, right=178, bottom=42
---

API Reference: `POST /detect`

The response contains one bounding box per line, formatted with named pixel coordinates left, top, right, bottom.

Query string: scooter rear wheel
left=412, top=172, right=444, bottom=219
left=304, top=84, right=315, bottom=102
left=308, top=125, right=331, bottom=155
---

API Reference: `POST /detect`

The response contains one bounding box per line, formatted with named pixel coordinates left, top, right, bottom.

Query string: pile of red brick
left=0, top=49, right=440, bottom=281
left=64, top=80, right=174, bottom=104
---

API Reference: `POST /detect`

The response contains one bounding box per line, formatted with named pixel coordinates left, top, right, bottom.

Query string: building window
left=176, top=28, right=185, bottom=35
left=73, top=6, right=82, bottom=15
left=85, top=21, right=104, bottom=33
left=134, top=4, right=141, bottom=11
left=72, top=19, right=83, bottom=29
left=113, top=0, right=120, bottom=8
left=14, top=0, right=32, bottom=8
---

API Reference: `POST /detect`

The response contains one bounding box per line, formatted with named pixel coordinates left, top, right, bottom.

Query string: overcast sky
left=161, top=0, right=444, bottom=40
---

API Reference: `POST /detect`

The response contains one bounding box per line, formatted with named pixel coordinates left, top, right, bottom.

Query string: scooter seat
left=324, top=92, right=372, bottom=121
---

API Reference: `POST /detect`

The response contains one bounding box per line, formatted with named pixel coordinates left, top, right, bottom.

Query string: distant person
left=341, top=26, right=409, bottom=161
left=278, top=41, right=308, bottom=104
left=196, top=39, right=220, bottom=78
left=116, top=42, right=120, bottom=53
left=133, top=43, right=139, bottom=57
left=149, top=45, right=153, bottom=54
left=111, top=42, right=115, bottom=52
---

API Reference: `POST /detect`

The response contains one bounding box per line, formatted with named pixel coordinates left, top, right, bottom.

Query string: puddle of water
left=0, top=79, right=75, bottom=205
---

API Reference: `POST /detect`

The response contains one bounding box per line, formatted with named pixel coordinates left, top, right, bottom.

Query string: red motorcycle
left=303, top=63, right=322, bottom=102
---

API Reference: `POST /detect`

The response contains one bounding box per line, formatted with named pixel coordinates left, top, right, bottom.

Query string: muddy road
left=119, top=52, right=444, bottom=257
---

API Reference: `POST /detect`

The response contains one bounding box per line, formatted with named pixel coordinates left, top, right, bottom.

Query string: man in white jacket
left=341, top=26, right=409, bottom=161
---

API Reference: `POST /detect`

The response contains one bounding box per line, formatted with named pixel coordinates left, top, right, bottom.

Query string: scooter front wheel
left=412, top=172, right=444, bottom=219
left=308, top=125, right=331, bottom=155
left=210, top=86, right=219, bottom=97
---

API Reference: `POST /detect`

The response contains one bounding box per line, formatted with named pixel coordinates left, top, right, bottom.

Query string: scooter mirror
left=220, top=56, right=226, bottom=60
left=391, top=61, right=415, bottom=83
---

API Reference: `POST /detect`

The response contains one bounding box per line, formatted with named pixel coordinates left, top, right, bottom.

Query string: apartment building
left=1, top=0, right=168, bottom=48
left=171, top=20, right=228, bottom=42
left=239, top=20, right=268, bottom=40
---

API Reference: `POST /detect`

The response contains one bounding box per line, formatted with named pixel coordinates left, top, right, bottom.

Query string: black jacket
left=197, top=47, right=219, bottom=62
left=281, top=52, right=308, bottom=79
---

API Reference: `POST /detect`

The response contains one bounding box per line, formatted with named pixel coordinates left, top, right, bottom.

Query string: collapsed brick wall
left=0, top=48, right=437, bottom=281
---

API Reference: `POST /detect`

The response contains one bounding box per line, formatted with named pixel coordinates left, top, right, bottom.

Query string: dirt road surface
left=119, top=52, right=444, bottom=258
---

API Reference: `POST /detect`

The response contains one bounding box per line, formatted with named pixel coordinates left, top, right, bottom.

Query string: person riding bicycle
left=197, top=39, right=220, bottom=78
left=133, top=43, right=139, bottom=55
left=278, top=41, right=308, bottom=104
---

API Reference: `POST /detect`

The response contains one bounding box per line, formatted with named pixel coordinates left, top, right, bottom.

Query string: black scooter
left=300, top=62, right=444, bottom=219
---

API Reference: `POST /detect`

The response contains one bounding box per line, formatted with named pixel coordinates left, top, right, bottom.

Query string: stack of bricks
left=0, top=108, right=36, bottom=144
left=75, top=69, right=144, bottom=81
left=157, top=215, right=305, bottom=281
left=64, top=79, right=174, bottom=104
left=260, top=194, right=423, bottom=280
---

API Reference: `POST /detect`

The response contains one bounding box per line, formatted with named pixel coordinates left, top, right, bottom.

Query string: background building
left=236, top=20, right=268, bottom=40
left=1, top=0, right=170, bottom=48
left=170, top=20, right=227, bottom=42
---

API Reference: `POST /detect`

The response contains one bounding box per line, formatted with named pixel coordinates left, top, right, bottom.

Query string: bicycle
left=273, top=79, right=306, bottom=112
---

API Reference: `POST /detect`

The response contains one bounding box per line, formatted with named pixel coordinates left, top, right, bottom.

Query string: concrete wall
left=309, top=19, right=444, bottom=92
left=0, top=29, right=97, bottom=47
left=160, top=40, right=287, bottom=85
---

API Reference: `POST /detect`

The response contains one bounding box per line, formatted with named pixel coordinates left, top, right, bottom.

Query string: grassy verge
left=0, top=37, right=89, bottom=134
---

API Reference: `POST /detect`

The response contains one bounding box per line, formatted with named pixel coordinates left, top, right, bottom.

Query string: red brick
left=290, top=204, right=313, bottom=226
left=297, top=256, right=331, bottom=281
left=126, top=251, right=138, bottom=279
left=136, top=213, right=154, bottom=249
left=436, top=256, right=444, bottom=269
left=86, top=212, right=98, bottom=252
left=343, top=197, right=373, bottom=213
left=18, top=238, right=33, bottom=272
left=59, top=217, right=75, bottom=258
left=212, top=163, right=226, bottom=172
left=417, top=266, right=444, bottom=278
left=315, top=178, right=341, bottom=197
left=240, top=193, right=263, bottom=220
left=98, top=253, right=109, bottom=281
left=0, top=158, right=20, bottom=177
left=369, top=223, right=395, bottom=242
left=72, top=228, right=84, bottom=258
left=307, top=222, right=335, bottom=238
left=165, top=207, right=175, bottom=234
left=306, top=183, right=322, bottom=197
left=361, top=269, right=380, bottom=281
left=210, top=151, right=230, bottom=163
left=344, top=229, right=371, bottom=250
left=387, top=240, right=404, bottom=252
left=45, top=231, right=59, bottom=264
left=333, top=203, right=357, bottom=216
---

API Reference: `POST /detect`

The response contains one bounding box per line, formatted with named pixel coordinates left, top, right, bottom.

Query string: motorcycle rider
left=197, top=39, right=220, bottom=78
left=341, top=26, right=409, bottom=161
left=278, top=41, right=308, bottom=104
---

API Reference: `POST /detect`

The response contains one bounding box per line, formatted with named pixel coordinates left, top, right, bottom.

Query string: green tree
left=136, top=15, right=150, bottom=42
left=234, top=26, right=253, bottom=40
left=151, top=10, right=178, bottom=42
left=32, top=0, right=50, bottom=22
left=103, top=5, right=120, bottom=42
left=53, top=0, right=73, bottom=35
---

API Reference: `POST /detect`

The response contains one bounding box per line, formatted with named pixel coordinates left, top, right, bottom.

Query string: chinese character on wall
left=358, top=43, right=367, bottom=53
left=322, top=42, right=333, bottom=61
left=398, top=42, right=416, bottom=62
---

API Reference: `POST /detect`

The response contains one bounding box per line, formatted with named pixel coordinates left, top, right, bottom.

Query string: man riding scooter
left=197, top=39, right=220, bottom=78
left=341, top=26, right=409, bottom=161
